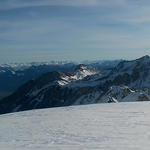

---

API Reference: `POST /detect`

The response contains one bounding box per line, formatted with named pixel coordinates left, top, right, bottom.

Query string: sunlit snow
left=1, top=102, right=150, bottom=150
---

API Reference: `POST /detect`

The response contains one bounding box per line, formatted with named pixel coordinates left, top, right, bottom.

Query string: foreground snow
left=1, top=102, right=150, bottom=150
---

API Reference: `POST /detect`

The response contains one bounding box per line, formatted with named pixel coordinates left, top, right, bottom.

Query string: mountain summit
left=1, top=56, right=150, bottom=114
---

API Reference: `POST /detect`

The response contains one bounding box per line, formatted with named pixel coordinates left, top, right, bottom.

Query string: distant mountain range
left=0, top=60, right=121, bottom=99
left=0, top=56, right=150, bottom=114
left=0, top=60, right=121, bottom=71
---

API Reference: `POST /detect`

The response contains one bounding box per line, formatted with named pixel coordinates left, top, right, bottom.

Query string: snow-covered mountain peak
left=2, top=56, right=150, bottom=114
left=104, top=55, right=150, bottom=89
left=57, top=64, right=99, bottom=86
left=23, top=65, right=99, bottom=91
left=115, top=55, right=150, bottom=71
left=75, top=64, right=87, bottom=70
left=72, top=67, right=98, bottom=80
left=136, top=55, right=150, bottom=62
left=58, top=66, right=99, bottom=86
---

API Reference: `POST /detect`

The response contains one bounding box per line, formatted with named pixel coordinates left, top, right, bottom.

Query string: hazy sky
left=1, top=0, right=150, bottom=63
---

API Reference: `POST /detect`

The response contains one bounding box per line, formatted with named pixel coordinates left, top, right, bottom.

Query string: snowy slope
left=1, top=102, right=150, bottom=150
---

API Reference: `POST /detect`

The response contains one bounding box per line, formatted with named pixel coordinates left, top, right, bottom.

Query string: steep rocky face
left=104, top=86, right=134, bottom=102
left=0, top=61, right=119, bottom=100
left=0, top=63, right=76, bottom=99
left=0, top=65, right=100, bottom=114
left=1, top=56, right=150, bottom=114
left=98, top=55, right=150, bottom=89
left=98, top=86, right=150, bottom=103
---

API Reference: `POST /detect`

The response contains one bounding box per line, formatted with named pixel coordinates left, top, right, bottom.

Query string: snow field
left=1, top=102, right=150, bottom=150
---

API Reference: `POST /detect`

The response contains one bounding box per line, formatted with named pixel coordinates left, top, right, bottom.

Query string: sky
left=1, top=0, right=150, bottom=63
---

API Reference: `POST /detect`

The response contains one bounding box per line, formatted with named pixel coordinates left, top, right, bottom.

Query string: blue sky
left=1, top=0, right=150, bottom=63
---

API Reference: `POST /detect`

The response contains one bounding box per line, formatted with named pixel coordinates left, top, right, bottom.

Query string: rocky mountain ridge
left=0, top=60, right=120, bottom=99
left=0, top=56, right=150, bottom=114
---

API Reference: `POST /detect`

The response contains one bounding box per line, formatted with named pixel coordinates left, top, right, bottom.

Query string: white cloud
left=1, top=0, right=150, bottom=25
left=1, top=0, right=150, bottom=58
left=0, top=19, right=74, bottom=42
left=0, top=0, right=127, bottom=10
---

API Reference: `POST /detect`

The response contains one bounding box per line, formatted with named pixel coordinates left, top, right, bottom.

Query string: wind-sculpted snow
left=1, top=102, right=150, bottom=150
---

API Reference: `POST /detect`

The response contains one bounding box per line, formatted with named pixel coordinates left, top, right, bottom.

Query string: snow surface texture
left=1, top=102, right=150, bottom=150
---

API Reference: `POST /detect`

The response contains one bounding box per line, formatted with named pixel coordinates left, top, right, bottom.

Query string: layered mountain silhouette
left=1, top=56, right=150, bottom=114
